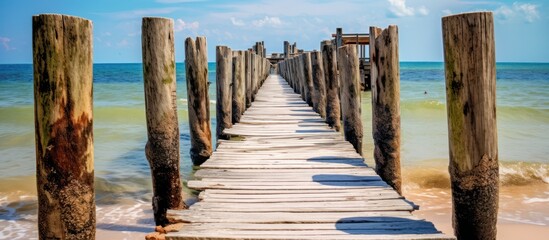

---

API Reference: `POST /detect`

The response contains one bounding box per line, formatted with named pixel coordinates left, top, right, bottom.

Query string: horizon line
left=1, top=61, right=549, bottom=65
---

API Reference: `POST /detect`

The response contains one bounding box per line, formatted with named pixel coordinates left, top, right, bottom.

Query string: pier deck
left=166, top=75, right=454, bottom=240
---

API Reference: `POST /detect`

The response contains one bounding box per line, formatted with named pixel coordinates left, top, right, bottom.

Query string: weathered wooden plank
left=168, top=210, right=415, bottom=222
left=168, top=231, right=452, bottom=240
left=187, top=180, right=390, bottom=190
left=194, top=171, right=379, bottom=180
left=178, top=222, right=439, bottom=231
left=200, top=188, right=397, bottom=195
left=194, top=168, right=376, bottom=176
left=190, top=199, right=414, bottom=212
left=199, top=194, right=402, bottom=203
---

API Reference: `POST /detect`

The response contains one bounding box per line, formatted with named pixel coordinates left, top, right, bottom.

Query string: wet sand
left=406, top=183, right=549, bottom=240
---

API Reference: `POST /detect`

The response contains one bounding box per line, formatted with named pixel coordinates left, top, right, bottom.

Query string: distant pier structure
left=268, top=28, right=372, bottom=90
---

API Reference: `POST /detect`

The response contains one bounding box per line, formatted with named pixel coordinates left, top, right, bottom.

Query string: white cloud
left=0, top=37, right=15, bottom=50
left=174, top=18, right=199, bottom=32
left=388, top=0, right=414, bottom=17
left=442, top=9, right=452, bottom=15
left=494, top=2, right=540, bottom=23
left=252, top=16, right=282, bottom=27
left=387, top=0, right=429, bottom=17
left=230, top=17, right=245, bottom=26
left=417, top=6, right=429, bottom=16
left=494, top=5, right=514, bottom=20
left=513, top=3, right=539, bottom=23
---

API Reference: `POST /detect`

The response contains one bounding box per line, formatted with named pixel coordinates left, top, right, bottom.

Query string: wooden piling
left=245, top=51, right=252, bottom=108
left=298, top=54, right=306, bottom=101
left=336, top=28, right=343, bottom=47
left=292, top=57, right=299, bottom=94
left=231, top=51, right=246, bottom=123
left=311, top=51, right=326, bottom=118
left=369, top=26, right=382, bottom=96
left=216, top=46, right=233, bottom=142
left=250, top=53, right=256, bottom=101
left=443, top=12, right=498, bottom=240
left=284, top=41, right=290, bottom=58
left=33, top=14, right=95, bottom=239
left=370, top=25, right=402, bottom=194
left=303, top=52, right=314, bottom=106
left=337, top=45, right=363, bottom=155
left=185, top=36, right=213, bottom=166
left=142, top=17, right=187, bottom=226
left=322, top=43, right=341, bottom=131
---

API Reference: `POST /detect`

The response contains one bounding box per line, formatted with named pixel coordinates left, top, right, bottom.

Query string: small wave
left=403, top=161, right=549, bottom=189
left=500, top=162, right=549, bottom=186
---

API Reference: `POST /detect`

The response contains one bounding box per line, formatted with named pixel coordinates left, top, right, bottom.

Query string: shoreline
left=405, top=183, right=549, bottom=240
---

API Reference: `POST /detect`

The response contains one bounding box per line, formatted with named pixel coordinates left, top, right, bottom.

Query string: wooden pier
left=32, top=12, right=498, bottom=240
left=165, top=75, right=454, bottom=240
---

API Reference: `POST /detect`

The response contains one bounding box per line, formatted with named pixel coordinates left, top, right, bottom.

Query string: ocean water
left=0, top=62, right=548, bottom=238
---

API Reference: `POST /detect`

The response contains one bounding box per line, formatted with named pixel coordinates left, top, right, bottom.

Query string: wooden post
left=311, top=51, right=326, bottom=118
left=336, top=28, right=343, bottom=47
left=216, top=46, right=232, bottom=142
left=33, top=14, right=95, bottom=239
left=252, top=54, right=261, bottom=95
left=250, top=53, right=256, bottom=102
left=337, top=45, right=363, bottom=155
left=320, top=40, right=332, bottom=52
left=262, top=41, right=266, bottom=58
left=185, top=36, right=213, bottom=166
left=284, top=41, right=290, bottom=58
left=143, top=18, right=186, bottom=225
left=291, top=57, right=298, bottom=93
left=443, top=12, right=498, bottom=240
left=371, top=25, right=402, bottom=194
left=303, top=52, right=314, bottom=106
left=298, top=54, right=306, bottom=101
left=369, top=26, right=382, bottom=97
left=245, top=51, right=252, bottom=108
left=231, top=51, right=245, bottom=123
left=322, top=43, right=341, bottom=131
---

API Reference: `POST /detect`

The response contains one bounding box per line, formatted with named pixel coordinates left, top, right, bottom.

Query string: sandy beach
left=406, top=182, right=549, bottom=240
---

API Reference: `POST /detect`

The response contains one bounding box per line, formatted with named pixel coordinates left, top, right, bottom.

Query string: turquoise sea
left=0, top=62, right=548, bottom=238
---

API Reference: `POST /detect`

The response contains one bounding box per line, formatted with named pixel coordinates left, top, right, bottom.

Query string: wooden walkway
left=166, top=75, right=454, bottom=240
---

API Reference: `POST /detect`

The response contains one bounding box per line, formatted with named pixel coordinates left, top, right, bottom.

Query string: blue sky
left=0, top=0, right=547, bottom=63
